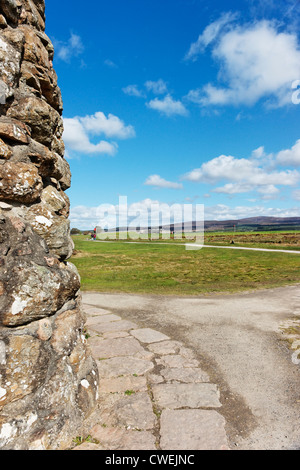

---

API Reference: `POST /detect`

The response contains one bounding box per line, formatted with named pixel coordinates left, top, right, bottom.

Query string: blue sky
left=45, top=0, right=300, bottom=229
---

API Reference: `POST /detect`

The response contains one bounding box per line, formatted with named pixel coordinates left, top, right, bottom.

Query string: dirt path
left=82, top=285, right=300, bottom=450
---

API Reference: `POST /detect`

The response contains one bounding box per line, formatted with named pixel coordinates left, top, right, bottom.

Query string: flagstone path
left=72, top=300, right=230, bottom=451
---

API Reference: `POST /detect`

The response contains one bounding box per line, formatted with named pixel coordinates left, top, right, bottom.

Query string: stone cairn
left=0, top=0, right=99, bottom=450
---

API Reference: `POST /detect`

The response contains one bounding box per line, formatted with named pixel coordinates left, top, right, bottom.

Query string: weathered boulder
left=20, top=60, right=63, bottom=112
left=7, top=96, right=62, bottom=146
left=41, top=185, right=70, bottom=217
left=0, top=303, right=98, bottom=449
left=19, top=0, right=45, bottom=31
left=0, top=32, right=22, bottom=98
left=1, top=23, right=25, bottom=52
left=0, top=215, right=79, bottom=326
left=27, top=202, right=74, bottom=259
left=10, top=139, right=70, bottom=189
left=0, top=333, right=50, bottom=406
left=0, top=161, right=43, bottom=203
left=0, top=117, right=30, bottom=144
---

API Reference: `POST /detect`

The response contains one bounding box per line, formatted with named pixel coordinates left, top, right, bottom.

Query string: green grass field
left=71, top=234, right=300, bottom=296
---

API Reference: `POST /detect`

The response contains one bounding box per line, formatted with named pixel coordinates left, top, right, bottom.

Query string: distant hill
left=144, top=216, right=300, bottom=232
left=184, top=216, right=300, bottom=232
left=204, top=216, right=300, bottom=231
left=90, top=216, right=300, bottom=233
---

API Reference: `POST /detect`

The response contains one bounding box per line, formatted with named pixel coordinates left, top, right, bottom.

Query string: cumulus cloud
left=63, top=118, right=118, bottom=156
left=63, top=111, right=135, bottom=157
left=182, top=139, right=300, bottom=201
left=80, top=112, right=135, bottom=139
left=144, top=174, right=183, bottom=190
left=146, top=94, right=188, bottom=117
left=183, top=154, right=299, bottom=187
left=185, top=17, right=300, bottom=107
left=276, top=139, right=300, bottom=166
left=55, top=33, right=84, bottom=63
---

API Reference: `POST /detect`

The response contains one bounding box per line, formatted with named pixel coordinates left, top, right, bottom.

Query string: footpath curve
left=75, top=286, right=300, bottom=450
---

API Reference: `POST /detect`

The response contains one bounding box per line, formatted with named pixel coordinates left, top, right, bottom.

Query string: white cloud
left=146, top=94, right=188, bottom=117
left=63, top=111, right=135, bottom=157
left=183, top=154, right=299, bottom=187
left=55, top=33, right=84, bottom=62
left=213, top=182, right=280, bottom=200
left=80, top=112, right=135, bottom=139
left=276, top=139, right=300, bottom=166
left=184, top=12, right=237, bottom=61
left=144, top=174, right=183, bottom=190
left=251, top=146, right=267, bottom=160
left=122, top=84, right=145, bottom=98
left=204, top=204, right=300, bottom=221
left=184, top=155, right=253, bottom=183
left=145, top=79, right=168, bottom=94
left=63, top=118, right=117, bottom=156
left=185, top=18, right=300, bottom=107
left=183, top=142, right=300, bottom=202
left=257, top=184, right=281, bottom=200
left=213, top=183, right=254, bottom=194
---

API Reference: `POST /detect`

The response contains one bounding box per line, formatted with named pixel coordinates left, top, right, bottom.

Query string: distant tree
left=71, top=228, right=81, bottom=235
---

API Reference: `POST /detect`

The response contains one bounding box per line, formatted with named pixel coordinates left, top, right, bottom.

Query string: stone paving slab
left=147, top=340, right=182, bottom=355
left=160, top=367, right=210, bottom=383
left=89, top=336, right=146, bottom=359
left=86, top=314, right=123, bottom=326
left=97, top=391, right=157, bottom=430
left=90, top=425, right=157, bottom=450
left=96, top=356, right=155, bottom=378
left=83, top=306, right=112, bottom=316
left=89, top=319, right=138, bottom=334
left=72, top=301, right=230, bottom=451
left=152, top=383, right=222, bottom=409
left=160, top=409, right=229, bottom=450
left=102, top=331, right=130, bottom=339
left=130, top=328, right=170, bottom=344
left=99, top=375, right=148, bottom=393
left=156, top=354, right=199, bottom=368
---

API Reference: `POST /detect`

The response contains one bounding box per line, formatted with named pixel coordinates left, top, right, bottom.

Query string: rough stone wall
left=0, top=0, right=99, bottom=450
